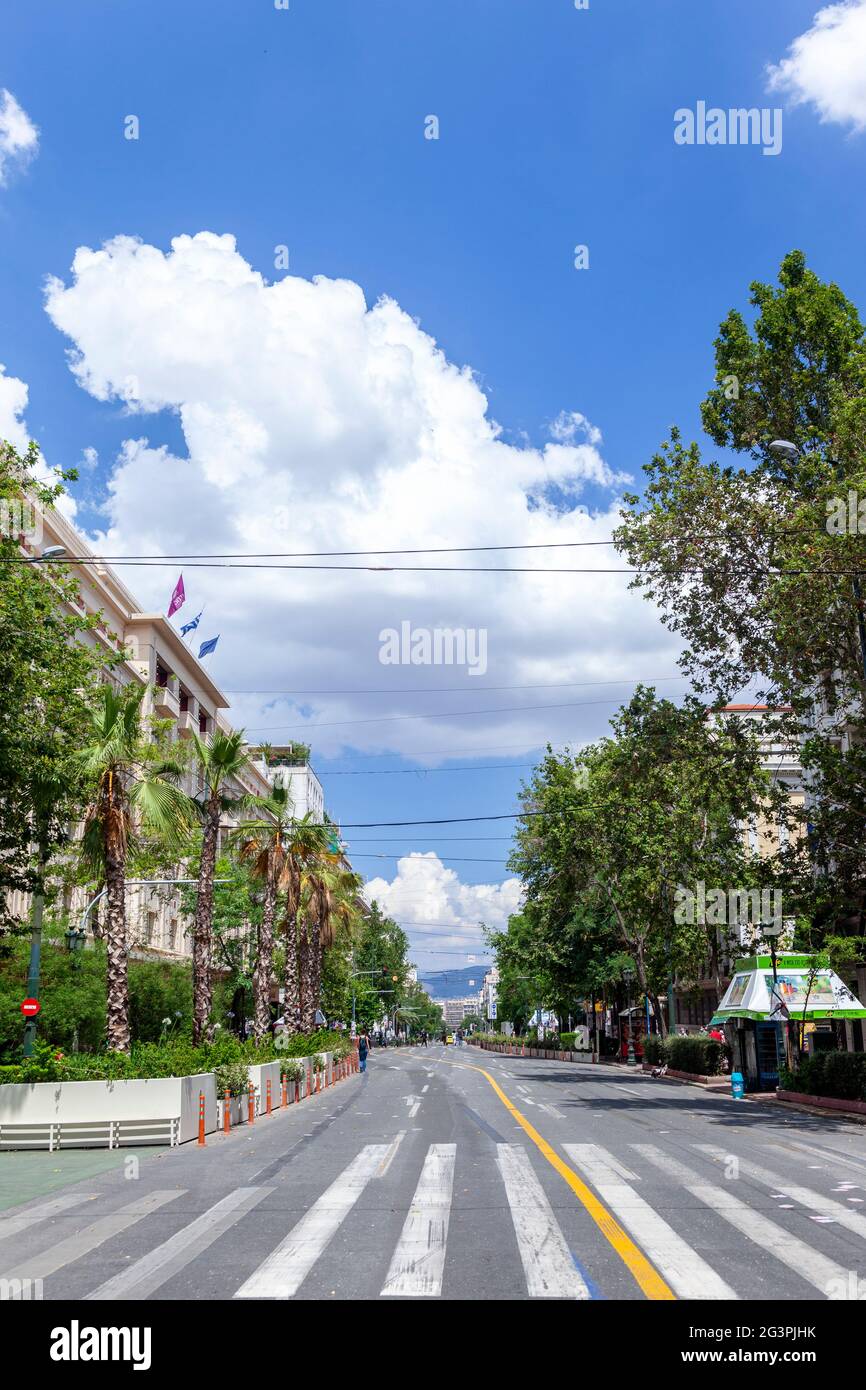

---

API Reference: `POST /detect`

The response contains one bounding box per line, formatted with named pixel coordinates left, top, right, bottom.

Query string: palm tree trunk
left=310, top=926, right=324, bottom=1024
left=299, top=923, right=316, bottom=1033
left=252, top=853, right=278, bottom=1043
left=105, top=851, right=130, bottom=1053
left=192, top=794, right=221, bottom=1044
left=282, top=909, right=301, bottom=1034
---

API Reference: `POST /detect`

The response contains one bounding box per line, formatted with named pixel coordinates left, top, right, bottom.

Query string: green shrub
left=643, top=1035, right=666, bottom=1065
left=280, top=1059, right=303, bottom=1082
left=665, top=1034, right=724, bottom=1076
left=214, top=1061, right=252, bottom=1097
left=785, top=1051, right=866, bottom=1101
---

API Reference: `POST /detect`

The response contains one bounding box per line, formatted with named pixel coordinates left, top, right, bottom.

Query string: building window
left=156, top=662, right=169, bottom=689
left=169, top=919, right=178, bottom=953
left=199, top=711, right=209, bottom=734
left=146, top=911, right=157, bottom=946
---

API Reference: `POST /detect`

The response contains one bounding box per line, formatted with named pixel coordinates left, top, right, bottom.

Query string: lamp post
left=623, top=967, right=637, bottom=1066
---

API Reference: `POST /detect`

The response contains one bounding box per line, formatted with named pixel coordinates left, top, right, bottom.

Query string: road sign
left=21, top=998, right=41, bottom=1017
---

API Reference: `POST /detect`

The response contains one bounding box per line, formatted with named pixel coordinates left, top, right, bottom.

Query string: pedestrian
left=358, top=1031, right=370, bottom=1073
left=421, top=1030, right=428, bottom=1048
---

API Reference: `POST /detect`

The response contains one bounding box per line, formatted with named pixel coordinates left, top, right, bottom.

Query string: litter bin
left=731, top=1071, right=745, bottom=1101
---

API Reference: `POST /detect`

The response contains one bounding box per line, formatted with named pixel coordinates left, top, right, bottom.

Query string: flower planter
left=0, top=1073, right=216, bottom=1150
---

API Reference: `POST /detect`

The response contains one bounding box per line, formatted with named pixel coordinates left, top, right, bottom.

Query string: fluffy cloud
left=0, top=364, right=31, bottom=450
left=43, top=231, right=679, bottom=763
left=767, top=1, right=866, bottom=131
left=364, top=853, right=523, bottom=971
left=0, top=89, right=39, bottom=187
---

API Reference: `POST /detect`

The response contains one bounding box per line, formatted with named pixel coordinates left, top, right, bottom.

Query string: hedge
left=780, top=1052, right=866, bottom=1102
left=0, top=1028, right=352, bottom=1085
left=641, top=1034, right=725, bottom=1076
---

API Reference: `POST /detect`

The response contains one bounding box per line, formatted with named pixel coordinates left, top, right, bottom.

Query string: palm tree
left=190, top=728, right=250, bottom=1044
left=300, top=864, right=365, bottom=1031
left=228, top=778, right=294, bottom=1043
left=279, top=817, right=334, bottom=1034
left=79, top=683, right=194, bottom=1053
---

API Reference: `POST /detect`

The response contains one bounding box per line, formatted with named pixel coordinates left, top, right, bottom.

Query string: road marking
left=634, top=1145, right=853, bottom=1299
left=431, top=1056, right=673, bottom=1299
left=408, top=1102, right=421, bottom=1118
left=381, top=1144, right=456, bottom=1298
left=0, top=1191, right=184, bottom=1283
left=234, top=1145, right=391, bottom=1299
left=496, top=1145, right=589, bottom=1299
left=421, top=1085, right=429, bottom=1094
left=696, top=1145, right=866, bottom=1240
left=87, top=1187, right=272, bottom=1300
left=377, top=1132, right=406, bottom=1177
left=538, top=1102, right=565, bottom=1120
left=0, top=1192, right=100, bottom=1242
left=563, top=1145, right=737, bottom=1301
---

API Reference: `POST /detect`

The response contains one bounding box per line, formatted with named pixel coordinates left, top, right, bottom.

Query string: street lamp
left=623, top=967, right=637, bottom=1066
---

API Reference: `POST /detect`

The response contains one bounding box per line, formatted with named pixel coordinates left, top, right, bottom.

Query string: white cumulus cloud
left=767, top=1, right=866, bottom=131
left=42, top=230, right=679, bottom=764
left=364, top=853, right=523, bottom=970
left=0, top=89, right=39, bottom=186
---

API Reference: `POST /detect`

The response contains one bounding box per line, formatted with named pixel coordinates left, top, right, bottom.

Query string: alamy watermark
left=826, top=491, right=866, bottom=535
left=0, top=498, right=43, bottom=544
left=674, top=882, right=784, bottom=931
left=674, top=102, right=783, bottom=157
left=379, top=621, right=487, bottom=676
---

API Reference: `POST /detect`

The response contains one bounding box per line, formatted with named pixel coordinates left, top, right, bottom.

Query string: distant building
left=441, top=997, right=482, bottom=1027
left=251, top=744, right=325, bottom=822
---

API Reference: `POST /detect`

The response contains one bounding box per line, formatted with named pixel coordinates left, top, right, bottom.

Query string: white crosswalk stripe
left=0, top=1191, right=100, bottom=1243
left=0, top=1190, right=184, bottom=1284
left=695, top=1144, right=866, bottom=1241
left=87, top=1186, right=272, bottom=1300
left=234, top=1145, right=391, bottom=1299
left=563, top=1144, right=738, bottom=1300
left=633, top=1145, right=857, bottom=1299
left=381, top=1144, right=456, bottom=1297
left=496, top=1144, right=589, bottom=1299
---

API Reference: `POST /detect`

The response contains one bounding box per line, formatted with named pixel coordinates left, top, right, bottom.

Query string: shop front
left=709, top=954, right=866, bottom=1092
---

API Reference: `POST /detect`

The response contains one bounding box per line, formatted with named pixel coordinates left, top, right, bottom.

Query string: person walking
left=358, top=1031, right=370, bottom=1073
left=421, top=1029, right=428, bottom=1048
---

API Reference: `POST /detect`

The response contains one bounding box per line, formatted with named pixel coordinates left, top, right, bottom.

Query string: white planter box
left=0, top=1073, right=216, bottom=1150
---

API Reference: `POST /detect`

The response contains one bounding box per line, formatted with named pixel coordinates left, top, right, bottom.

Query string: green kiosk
left=709, top=954, right=866, bottom=1092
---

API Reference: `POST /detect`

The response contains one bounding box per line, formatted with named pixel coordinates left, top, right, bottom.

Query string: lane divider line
left=432, top=1056, right=674, bottom=1301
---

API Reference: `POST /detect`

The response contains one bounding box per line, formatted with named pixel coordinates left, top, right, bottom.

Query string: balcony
left=153, top=685, right=179, bottom=719
left=177, top=710, right=196, bottom=738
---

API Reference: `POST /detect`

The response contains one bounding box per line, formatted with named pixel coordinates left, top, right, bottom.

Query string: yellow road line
left=426, top=1051, right=675, bottom=1300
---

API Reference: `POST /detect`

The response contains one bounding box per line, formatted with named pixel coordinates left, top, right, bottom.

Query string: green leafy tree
left=615, top=251, right=866, bottom=936
left=0, top=441, right=114, bottom=932
left=229, top=778, right=294, bottom=1043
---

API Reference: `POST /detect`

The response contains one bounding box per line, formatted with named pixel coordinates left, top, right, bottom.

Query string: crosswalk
left=2, top=1135, right=866, bottom=1300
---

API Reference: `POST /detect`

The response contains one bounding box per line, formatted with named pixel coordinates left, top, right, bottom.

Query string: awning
left=710, top=954, right=866, bottom=1026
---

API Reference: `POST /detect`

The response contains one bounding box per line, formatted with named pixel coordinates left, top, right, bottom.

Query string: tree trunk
left=192, top=795, right=220, bottom=1045
left=252, top=854, right=278, bottom=1043
left=310, top=925, right=324, bottom=1025
left=299, top=923, right=316, bottom=1033
left=105, top=851, right=130, bottom=1053
left=282, top=909, right=301, bottom=1034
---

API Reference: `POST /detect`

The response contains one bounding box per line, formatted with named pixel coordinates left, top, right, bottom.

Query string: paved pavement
left=3, top=1043, right=866, bottom=1300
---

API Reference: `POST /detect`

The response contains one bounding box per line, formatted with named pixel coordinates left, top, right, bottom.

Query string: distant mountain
left=418, top=965, right=489, bottom=1000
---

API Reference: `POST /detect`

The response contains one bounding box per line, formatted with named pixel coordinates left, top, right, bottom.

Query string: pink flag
left=167, top=573, right=185, bottom=618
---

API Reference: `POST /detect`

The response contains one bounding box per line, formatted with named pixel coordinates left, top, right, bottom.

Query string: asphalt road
left=3, top=1043, right=866, bottom=1301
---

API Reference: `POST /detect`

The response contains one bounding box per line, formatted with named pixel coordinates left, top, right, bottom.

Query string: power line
left=351, top=853, right=509, bottom=864
left=15, top=555, right=866, bottom=575
left=245, top=694, right=671, bottom=733
left=224, top=675, right=687, bottom=695
left=325, top=763, right=535, bottom=776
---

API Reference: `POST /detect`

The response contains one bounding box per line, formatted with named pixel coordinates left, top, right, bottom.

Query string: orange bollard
left=223, top=1088, right=231, bottom=1135
left=266, top=1078, right=272, bottom=1116
left=198, top=1091, right=206, bottom=1146
left=294, top=1077, right=300, bottom=1104
left=248, top=1080, right=255, bottom=1125
left=307, top=1062, right=313, bottom=1098
left=281, top=1074, right=287, bottom=1108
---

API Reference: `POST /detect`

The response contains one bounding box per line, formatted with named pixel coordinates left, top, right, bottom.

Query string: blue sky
left=2, top=0, right=864, bottom=971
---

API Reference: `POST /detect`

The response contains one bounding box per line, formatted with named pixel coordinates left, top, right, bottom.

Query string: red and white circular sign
left=20, top=998, right=41, bottom=1017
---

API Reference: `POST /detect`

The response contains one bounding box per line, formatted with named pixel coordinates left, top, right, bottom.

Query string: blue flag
left=198, top=635, right=219, bottom=660
left=180, top=610, right=202, bottom=636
